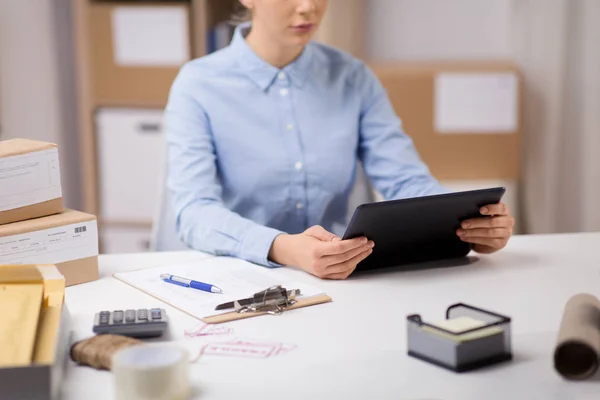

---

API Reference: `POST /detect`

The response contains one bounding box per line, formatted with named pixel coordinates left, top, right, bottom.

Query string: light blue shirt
left=165, top=22, right=446, bottom=267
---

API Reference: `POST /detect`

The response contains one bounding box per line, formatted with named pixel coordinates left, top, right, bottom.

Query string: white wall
left=0, top=0, right=81, bottom=209
left=366, top=0, right=513, bottom=60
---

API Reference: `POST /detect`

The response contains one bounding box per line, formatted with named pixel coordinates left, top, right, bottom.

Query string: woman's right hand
left=268, top=226, right=374, bottom=280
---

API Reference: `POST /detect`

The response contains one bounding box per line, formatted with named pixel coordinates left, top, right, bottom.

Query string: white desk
left=64, top=233, right=600, bottom=400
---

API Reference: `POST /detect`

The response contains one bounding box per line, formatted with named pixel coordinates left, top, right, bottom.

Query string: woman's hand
left=269, top=225, right=374, bottom=280
left=456, top=203, right=515, bottom=254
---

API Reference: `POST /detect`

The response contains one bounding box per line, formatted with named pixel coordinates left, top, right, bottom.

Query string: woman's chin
left=286, top=35, right=314, bottom=48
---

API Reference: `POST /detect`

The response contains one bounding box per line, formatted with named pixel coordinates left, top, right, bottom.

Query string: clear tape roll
left=112, top=344, right=190, bottom=400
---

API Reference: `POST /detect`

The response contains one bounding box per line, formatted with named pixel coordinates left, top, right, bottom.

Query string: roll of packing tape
left=112, top=344, right=190, bottom=400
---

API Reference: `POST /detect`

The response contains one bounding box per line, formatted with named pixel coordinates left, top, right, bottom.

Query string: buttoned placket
left=272, top=72, right=308, bottom=228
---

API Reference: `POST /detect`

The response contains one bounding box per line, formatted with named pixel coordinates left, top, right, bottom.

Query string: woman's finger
left=460, top=215, right=514, bottom=230
left=317, top=236, right=368, bottom=257
left=322, top=241, right=374, bottom=266
left=459, top=236, right=507, bottom=249
left=480, top=203, right=510, bottom=216
left=305, top=225, right=339, bottom=241
left=457, top=227, right=512, bottom=239
left=323, top=249, right=372, bottom=278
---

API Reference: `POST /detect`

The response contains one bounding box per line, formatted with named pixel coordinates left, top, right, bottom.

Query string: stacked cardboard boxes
left=0, top=139, right=99, bottom=286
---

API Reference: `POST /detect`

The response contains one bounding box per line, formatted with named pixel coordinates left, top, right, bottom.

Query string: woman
left=165, top=0, right=515, bottom=280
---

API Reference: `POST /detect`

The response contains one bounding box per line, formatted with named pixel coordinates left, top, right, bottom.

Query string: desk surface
left=64, top=233, right=600, bottom=400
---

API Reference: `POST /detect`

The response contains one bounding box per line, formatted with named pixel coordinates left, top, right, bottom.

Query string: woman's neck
left=245, top=24, right=304, bottom=69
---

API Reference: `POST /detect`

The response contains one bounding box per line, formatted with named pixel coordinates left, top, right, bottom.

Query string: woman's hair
left=232, top=1, right=251, bottom=24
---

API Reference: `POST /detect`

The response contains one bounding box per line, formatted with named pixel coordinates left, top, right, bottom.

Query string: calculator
left=92, top=308, right=169, bottom=338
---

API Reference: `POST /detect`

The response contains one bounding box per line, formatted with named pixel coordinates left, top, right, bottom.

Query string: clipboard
left=204, top=293, right=332, bottom=324
left=113, top=271, right=332, bottom=324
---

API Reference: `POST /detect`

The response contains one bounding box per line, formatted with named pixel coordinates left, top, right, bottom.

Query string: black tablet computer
left=342, top=187, right=506, bottom=271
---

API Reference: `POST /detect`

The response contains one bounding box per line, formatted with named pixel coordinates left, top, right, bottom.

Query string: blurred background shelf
left=1, top=0, right=523, bottom=253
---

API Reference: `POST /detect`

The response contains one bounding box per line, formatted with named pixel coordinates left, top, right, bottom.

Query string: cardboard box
left=0, top=264, right=72, bottom=400
left=90, top=1, right=191, bottom=106
left=314, top=0, right=366, bottom=58
left=0, top=209, right=99, bottom=286
left=368, top=62, right=521, bottom=181
left=0, top=139, right=64, bottom=225
left=95, top=108, right=165, bottom=224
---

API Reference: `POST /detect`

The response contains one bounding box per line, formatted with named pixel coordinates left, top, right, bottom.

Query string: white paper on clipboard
left=113, top=257, right=324, bottom=320
left=111, top=6, right=190, bottom=67
left=434, top=72, right=518, bottom=134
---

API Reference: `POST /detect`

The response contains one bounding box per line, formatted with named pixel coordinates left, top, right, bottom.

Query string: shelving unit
left=70, top=0, right=366, bottom=252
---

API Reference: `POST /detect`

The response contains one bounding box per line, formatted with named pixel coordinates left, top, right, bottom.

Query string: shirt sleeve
left=164, top=66, right=284, bottom=267
left=356, top=63, right=449, bottom=200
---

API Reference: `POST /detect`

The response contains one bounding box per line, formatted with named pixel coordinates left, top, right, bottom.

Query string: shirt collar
left=230, top=22, right=313, bottom=91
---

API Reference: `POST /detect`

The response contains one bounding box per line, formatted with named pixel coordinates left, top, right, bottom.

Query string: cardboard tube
left=554, top=293, right=600, bottom=380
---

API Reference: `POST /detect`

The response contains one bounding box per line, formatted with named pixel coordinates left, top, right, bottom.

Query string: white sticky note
left=435, top=72, right=518, bottom=133
left=111, top=6, right=190, bottom=67
left=435, top=316, right=486, bottom=333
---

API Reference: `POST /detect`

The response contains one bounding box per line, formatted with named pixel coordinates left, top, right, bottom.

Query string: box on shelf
left=368, top=61, right=521, bottom=181
left=0, top=139, right=64, bottom=225
left=0, top=209, right=99, bottom=286
left=313, top=0, right=366, bottom=58
left=95, top=108, right=165, bottom=225
left=89, top=1, right=192, bottom=106
left=0, top=264, right=72, bottom=400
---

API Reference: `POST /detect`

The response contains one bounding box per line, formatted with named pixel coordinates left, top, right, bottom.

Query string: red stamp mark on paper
left=200, top=342, right=277, bottom=359
left=230, top=339, right=297, bottom=356
left=184, top=323, right=233, bottom=338
left=199, top=339, right=297, bottom=359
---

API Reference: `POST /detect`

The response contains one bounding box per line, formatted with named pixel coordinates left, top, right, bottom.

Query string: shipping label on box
left=0, top=148, right=62, bottom=212
left=0, top=220, right=98, bottom=265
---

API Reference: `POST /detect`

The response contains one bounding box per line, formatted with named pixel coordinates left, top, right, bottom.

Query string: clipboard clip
left=221, top=285, right=301, bottom=316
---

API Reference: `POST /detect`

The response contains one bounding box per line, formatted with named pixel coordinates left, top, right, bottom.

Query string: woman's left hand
left=456, top=203, right=515, bottom=254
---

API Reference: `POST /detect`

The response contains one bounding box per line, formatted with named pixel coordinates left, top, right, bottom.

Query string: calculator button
left=125, top=310, right=136, bottom=323
left=99, top=311, right=110, bottom=323
left=113, top=310, right=124, bottom=324
left=151, top=308, right=161, bottom=320
left=137, top=309, right=148, bottom=321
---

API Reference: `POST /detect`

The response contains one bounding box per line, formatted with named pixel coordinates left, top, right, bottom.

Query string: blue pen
left=160, top=273, right=223, bottom=294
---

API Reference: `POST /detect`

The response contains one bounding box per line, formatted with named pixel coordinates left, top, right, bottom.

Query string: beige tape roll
left=112, top=344, right=190, bottom=400
left=554, top=293, right=600, bottom=380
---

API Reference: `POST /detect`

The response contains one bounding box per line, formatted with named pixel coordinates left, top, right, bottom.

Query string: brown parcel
left=90, top=1, right=191, bottom=106
left=368, top=61, right=521, bottom=181
left=0, top=139, right=64, bottom=225
left=0, top=209, right=99, bottom=286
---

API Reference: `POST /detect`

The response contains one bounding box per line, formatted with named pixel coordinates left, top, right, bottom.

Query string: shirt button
left=296, top=202, right=304, bottom=209
left=286, top=124, right=293, bottom=131
left=294, top=162, right=303, bottom=171
left=278, top=72, right=286, bottom=80
left=279, top=88, right=289, bottom=96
